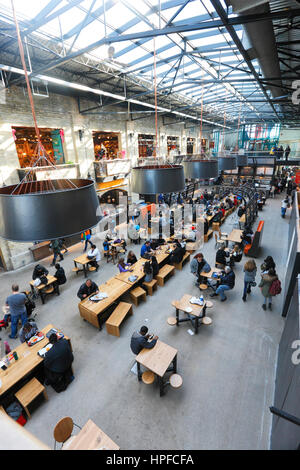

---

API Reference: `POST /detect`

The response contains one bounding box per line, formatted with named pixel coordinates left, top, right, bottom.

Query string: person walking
left=5, top=285, right=28, bottom=339
left=81, top=229, right=92, bottom=252
left=50, top=239, right=64, bottom=266
left=242, top=259, right=257, bottom=302
left=285, top=145, right=291, bottom=160
left=281, top=196, right=289, bottom=218
left=259, top=268, right=279, bottom=311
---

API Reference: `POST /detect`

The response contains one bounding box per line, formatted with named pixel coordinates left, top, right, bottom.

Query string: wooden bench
left=15, top=378, right=48, bottom=419
left=130, top=287, right=147, bottom=306
left=174, top=252, right=190, bottom=271
left=142, top=279, right=158, bottom=296
left=185, top=242, right=197, bottom=253
left=106, top=302, right=133, bottom=337
left=156, top=264, right=175, bottom=286
left=204, top=229, right=213, bottom=243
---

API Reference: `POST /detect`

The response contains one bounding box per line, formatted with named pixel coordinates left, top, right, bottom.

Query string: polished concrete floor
left=0, top=194, right=288, bottom=449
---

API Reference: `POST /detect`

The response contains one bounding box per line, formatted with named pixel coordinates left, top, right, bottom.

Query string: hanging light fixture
left=0, top=179, right=100, bottom=242
left=131, top=165, right=185, bottom=194
left=130, top=39, right=184, bottom=195
left=236, top=154, right=248, bottom=166
left=218, top=156, right=237, bottom=171
left=0, top=1, right=100, bottom=243
left=183, top=157, right=218, bottom=179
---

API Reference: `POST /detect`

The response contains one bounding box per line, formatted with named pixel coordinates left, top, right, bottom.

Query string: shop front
left=138, top=134, right=156, bottom=158
left=187, top=137, right=195, bottom=155
left=167, top=136, right=180, bottom=157
left=93, top=131, right=121, bottom=160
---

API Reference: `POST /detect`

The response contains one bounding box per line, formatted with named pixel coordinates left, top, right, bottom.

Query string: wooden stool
left=169, top=374, right=183, bottom=389
left=142, top=371, right=155, bottom=385
left=167, top=316, right=177, bottom=326
left=15, top=378, right=48, bottom=419
left=205, top=300, right=213, bottom=308
left=89, top=266, right=97, bottom=272
left=130, top=287, right=147, bottom=306
left=72, top=267, right=79, bottom=273
left=202, top=316, right=212, bottom=325
left=44, top=286, right=54, bottom=294
left=199, top=284, right=208, bottom=290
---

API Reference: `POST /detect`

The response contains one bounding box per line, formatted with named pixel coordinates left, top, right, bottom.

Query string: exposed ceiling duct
left=227, top=0, right=284, bottom=99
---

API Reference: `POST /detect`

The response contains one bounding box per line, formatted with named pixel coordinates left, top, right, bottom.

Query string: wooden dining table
left=0, top=324, right=70, bottom=402
left=78, top=277, right=131, bottom=329
left=226, top=229, right=243, bottom=244
left=73, top=253, right=95, bottom=278
left=64, top=419, right=120, bottom=450
left=30, top=275, right=59, bottom=304
left=114, top=258, right=145, bottom=285
left=172, top=294, right=207, bottom=334
left=136, top=340, right=178, bottom=397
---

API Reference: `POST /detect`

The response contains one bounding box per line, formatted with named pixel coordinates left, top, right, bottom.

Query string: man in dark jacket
left=32, top=264, right=49, bottom=280
left=210, top=266, right=235, bottom=302
left=169, top=242, right=184, bottom=264
left=44, top=334, right=74, bottom=392
left=54, top=263, right=66, bottom=285
left=130, top=326, right=158, bottom=355
left=215, top=244, right=229, bottom=267
left=77, top=279, right=99, bottom=300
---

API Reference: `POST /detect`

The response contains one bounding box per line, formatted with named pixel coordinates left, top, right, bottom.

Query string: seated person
left=220, top=205, right=226, bottom=217
left=212, top=208, right=222, bottom=224
left=44, top=334, right=74, bottom=393
left=141, top=241, right=152, bottom=258
left=77, top=279, right=99, bottom=300
left=184, top=228, right=197, bottom=242
left=87, top=244, right=101, bottom=271
left=130, top=326, right=158, bottom=355
left=190, top=253, right=211, bottom=285
left=169, top=241, right=184, bottom=264
left=54, top=263, right=66, bottom=285
left=19, top=321, right=38, bottom=344
left=127, top=250, right=137, bottom=265
left=103, top=240, right=110, bottom=255
left=143, top=261, right=153, bottom=283
left=203, top=218, right=209, bottom=236
left=238, top=205, right=245, bottom=218
left=229, top=245, right=243, bottom=267
left=150, top=255, right=159, bottom=277
left=215, top=243, right=229, bottom=267
left=241, top=225, right=253, bottom=246
left=210, top=266, right=235, bottom=302
left=32, top=264, right=49, bottom=280
left=118, top=258, right=133, bottom=273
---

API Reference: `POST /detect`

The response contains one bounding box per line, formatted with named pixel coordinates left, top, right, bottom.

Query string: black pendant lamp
left=183, top=158, right=218, bottom=179
left=0, top=179, right=100, bottom=242
left=131, top=165, right=185, bottom=194
left=237, top=154, right=248, bottom=166
left=218, top=156, right=237, bottom=171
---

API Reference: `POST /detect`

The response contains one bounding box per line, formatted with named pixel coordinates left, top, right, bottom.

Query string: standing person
left=259, top=268, right=279, bottom=311
left=281, top=196, right=289, bottom=218
left=54, top=263, right=66, bottom=285
left=242, top=259, right=257, bottom=302
left=87, top=244, right=101, bottom=271
left=130, top=326, right=158, bottom=355
left=59, top=238, right=68, bottom=254
left=81, top=229, right=92, bottom=252
left=261, top=256, right=276, bottom=274
left=5, top=285, right=28, bottom=339
left=285, top=145, right=291, bottom=160
left=50, top=239, right=64, bottom=266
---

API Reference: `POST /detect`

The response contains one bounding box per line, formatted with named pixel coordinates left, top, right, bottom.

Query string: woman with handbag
left=242, top=259, right=257, bottom=302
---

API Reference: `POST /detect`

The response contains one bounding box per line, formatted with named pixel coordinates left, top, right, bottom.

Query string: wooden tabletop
left=200, top=267, right=223, bottom=279
left=153, top=245, right=174, bottom=265
left=65, top=419, right=120, bottom=451
left=0, top=324, right=67, bottom=397
left=136, top=340, right=178, bottom=378
left=115, top=258, right=145, bottom=285
left=226, top=229, right=243, bottom=243
left=172, top=294, right=205, bottom=318
left=78, top=277, right=131, bottom=315
left=239, top=214, right=246, bottom=223
left=73, top=254, right=95, bottom=265
left=30, top=275, right=57, bottom=290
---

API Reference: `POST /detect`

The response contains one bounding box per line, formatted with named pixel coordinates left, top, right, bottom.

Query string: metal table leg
left=137, top=362, right=142, bottom=382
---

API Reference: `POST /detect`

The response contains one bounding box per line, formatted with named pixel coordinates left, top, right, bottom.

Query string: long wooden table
left=115, top=258, right=145, bottom=285
left=226, top=229, right=243, bottom=244
left=0, top=324, right=69, bottom=401
left=136, top=340, right=178, bottom=396
left=65, top=419, right=120, bottom=450
left=30, top=275, right=59, bottom=304
left=78, top=277, right=131, bottom=329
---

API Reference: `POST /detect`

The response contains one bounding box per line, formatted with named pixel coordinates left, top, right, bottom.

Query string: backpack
left=269, top=279, right=282, bottom=296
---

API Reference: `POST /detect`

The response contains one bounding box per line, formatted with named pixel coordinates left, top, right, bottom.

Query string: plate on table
left=27, top=332, right=45, bottom=347
left=185, top=307, right=193, bottom=313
